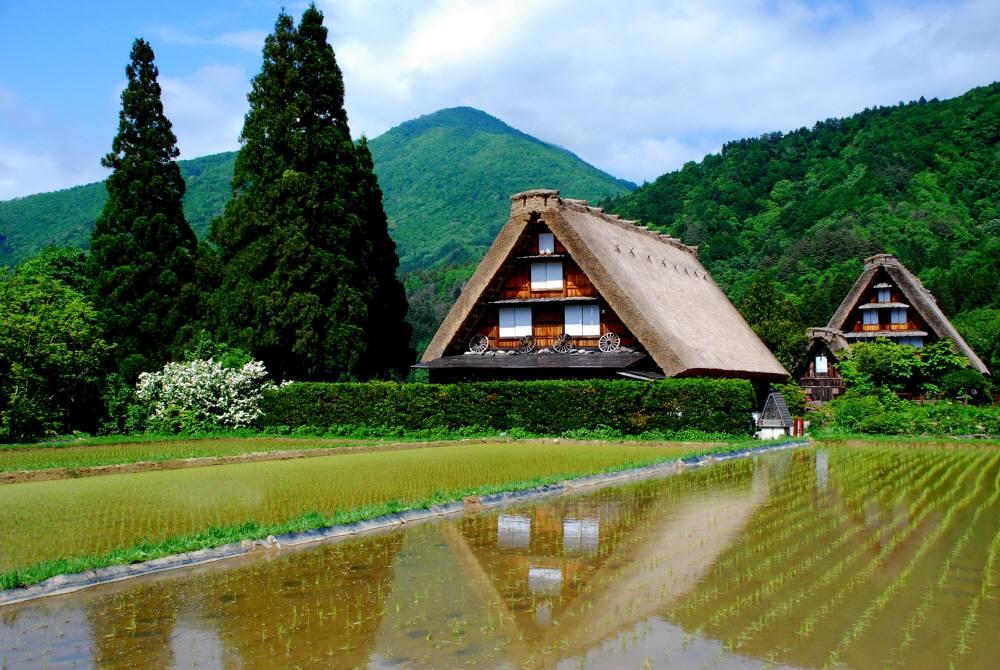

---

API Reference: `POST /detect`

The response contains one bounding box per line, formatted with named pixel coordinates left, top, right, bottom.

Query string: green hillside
left=606, top=82, right=1000, bottom=328
left=369, top=106, right=634, bottom=270
left=0, top=107, right=632, bottom=271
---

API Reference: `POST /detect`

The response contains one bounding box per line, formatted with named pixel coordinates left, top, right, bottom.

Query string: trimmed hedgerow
left=261, top=379, right=756, bottom=435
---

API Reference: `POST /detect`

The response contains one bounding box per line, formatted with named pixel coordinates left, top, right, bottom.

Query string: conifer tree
left=354, top=137, right=414, bottom=377
left=211, top=5, right=412, bottom=380
left=88, top=38, right=198, bottom=379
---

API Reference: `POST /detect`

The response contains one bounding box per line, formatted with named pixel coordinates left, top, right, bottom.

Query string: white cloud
left=5, top=0, right=1000, bottom=199
left=150, top=26, right=267, bottom=52
left=319, top=0, right=1000, bottom=183
left=160, top=64, right=249, bottom=158
left=0, top=144, right=106, bottom=200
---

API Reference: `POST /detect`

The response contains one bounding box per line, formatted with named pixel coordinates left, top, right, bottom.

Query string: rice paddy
left=0, top=436, right=379, bottom=472
left=2, top=441, right=998, bottom=668
left=0, top=440, right=701, bottom=576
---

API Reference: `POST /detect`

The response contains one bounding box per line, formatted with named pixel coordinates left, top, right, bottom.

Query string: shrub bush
left=823, top=394, right=1000, bottom=436
left=262, top=379, right=756, bottom=435
left=136, top=359, right=274, bottom=433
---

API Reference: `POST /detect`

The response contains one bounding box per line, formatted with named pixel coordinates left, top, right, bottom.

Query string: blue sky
left=1, top=0, right=999, bottom=199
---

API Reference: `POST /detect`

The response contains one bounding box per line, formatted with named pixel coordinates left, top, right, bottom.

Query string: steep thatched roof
left=826, top=254, right=989, bottom=375
left=422, top=189, right=788, bottom=380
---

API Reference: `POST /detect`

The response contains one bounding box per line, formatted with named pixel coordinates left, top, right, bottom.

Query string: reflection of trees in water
left=82, top=532, right=405, bottom=669
left=203, top=533, right=405, bottom=667
left=90, top=580, right=182, bottom=668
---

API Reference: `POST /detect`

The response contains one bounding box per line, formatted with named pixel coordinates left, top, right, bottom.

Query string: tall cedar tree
left=88, top=39, right=198, bottom=379
left=211, top=6, right=412, bottom=380
left=355, top=136, right=414, bottom=377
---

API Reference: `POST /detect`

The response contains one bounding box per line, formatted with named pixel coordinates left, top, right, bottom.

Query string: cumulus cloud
left=319, top=0, right=1000, bottom=183
left=160, top=64, right=250, bottom=158
left=0, top=144, right=106, bottom=200
left=150, top=26, right=268, bottom=52
left=4, top=0, right=1000, bottom=199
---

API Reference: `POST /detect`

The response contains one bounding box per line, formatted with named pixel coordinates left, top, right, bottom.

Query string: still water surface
left=2, top=446, right=998, bottom=669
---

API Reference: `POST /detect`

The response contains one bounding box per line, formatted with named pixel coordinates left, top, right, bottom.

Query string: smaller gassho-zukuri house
left=416, top=189, right=788, bottom=383
left=799, top=253, right=989, bottom=401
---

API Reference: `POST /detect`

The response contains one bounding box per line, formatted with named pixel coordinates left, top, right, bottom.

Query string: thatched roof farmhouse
left=417, top=189, right=788, bottom=383
left=799, top=253, right=988, bottom=400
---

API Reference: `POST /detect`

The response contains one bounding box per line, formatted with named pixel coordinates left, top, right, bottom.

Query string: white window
left=565, top=304, right=600, bottom=336
left=891, top=307, right=907, bottom=324
left=530, top=261, right=563, bottom=290
left=877, top=288, right=890, bottom=303
left=815, top=354, right=829, bottom=375
left=538, top=232, right=555, bottom=255
left=499, top=306, right=532, bottom=338
left=898, top=336, right=924, bottom=348
left=863, top=310, right=879, bottom=326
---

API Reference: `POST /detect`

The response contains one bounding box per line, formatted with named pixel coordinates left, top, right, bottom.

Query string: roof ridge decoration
left=422, top=188, right=788, bottom=380
left=824, top=253, right=989, bottom=375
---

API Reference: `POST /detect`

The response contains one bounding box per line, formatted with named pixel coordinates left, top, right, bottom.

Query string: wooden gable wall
left=448, top=216, right=640, bottom=354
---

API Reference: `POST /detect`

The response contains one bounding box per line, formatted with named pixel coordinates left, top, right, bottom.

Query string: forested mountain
left=606, top=82, right=1000, bottom=328
left=0, top=107, right=633, bottom=271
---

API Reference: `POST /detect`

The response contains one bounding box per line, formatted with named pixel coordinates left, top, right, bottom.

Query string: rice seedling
left=0, top=440, right=707, bottom=583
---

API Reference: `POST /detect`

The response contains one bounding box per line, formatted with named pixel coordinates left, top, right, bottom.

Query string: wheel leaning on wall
left=553, top=333, right=573, bottom=354
left=468, top=334, right=489, bottom=354
left=518, top=335, right=537, bottom=353
left=598, top=332, right=621, bottom=352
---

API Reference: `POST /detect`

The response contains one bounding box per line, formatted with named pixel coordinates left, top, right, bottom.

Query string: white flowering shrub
left=136, top=358, right=274, bottom=432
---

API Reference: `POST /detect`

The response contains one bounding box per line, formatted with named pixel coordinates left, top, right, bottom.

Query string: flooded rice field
left=2, top=445, right=999, bottom=669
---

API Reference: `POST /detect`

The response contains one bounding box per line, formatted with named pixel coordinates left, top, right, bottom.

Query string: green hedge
left=262, top=379, right=756, bottom=435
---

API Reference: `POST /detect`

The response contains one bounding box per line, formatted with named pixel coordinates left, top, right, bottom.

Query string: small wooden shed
left=757, top=390, right=793, bottom=440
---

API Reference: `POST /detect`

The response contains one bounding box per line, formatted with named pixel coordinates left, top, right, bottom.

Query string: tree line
left=0, top=5, right=412, bottom=441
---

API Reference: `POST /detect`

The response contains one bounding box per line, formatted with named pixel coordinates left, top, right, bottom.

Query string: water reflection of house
left=441, top=461, right=774, bottom=667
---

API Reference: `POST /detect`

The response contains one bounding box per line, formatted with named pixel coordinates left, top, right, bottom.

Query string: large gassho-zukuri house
left=416, top=189, right=788, bottom=383
left=799, top=253, right=989, bottom=401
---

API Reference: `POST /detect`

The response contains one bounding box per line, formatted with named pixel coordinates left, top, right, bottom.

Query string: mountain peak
left=383, top=106, right=523, bottom=141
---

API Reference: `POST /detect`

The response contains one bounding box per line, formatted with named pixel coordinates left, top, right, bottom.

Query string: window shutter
left=546, top=262, right=563, bottom=289
left=499, top=308, right=516, bottom=337
left=565, top=305, right=582, bottom=336
left=530, top=263, right=546, bottom=290
left=581, top=304, right=599, bottom=336
left=515, top=307, right=532, bottom=336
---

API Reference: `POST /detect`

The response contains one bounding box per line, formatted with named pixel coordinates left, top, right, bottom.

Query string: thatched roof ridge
left=422, top=190, right=788, bottom=380
left=826, top=254, right=989, bottom=374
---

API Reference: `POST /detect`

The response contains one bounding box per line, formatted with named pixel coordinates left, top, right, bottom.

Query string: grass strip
left=0, top=442, right=784, bottom=592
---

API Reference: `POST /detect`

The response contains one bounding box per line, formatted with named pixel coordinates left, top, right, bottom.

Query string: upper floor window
left=815, top=354, right=829, bottom=375
left=877, top=288, right=891, bottom=303
left=531, top=261, right=563, bottom=290
left=891, top=307, right=907, bottom=324
left=565, top=304, right=600, bottom=336
left=499, top=306, right=532, bottom=338
left=539, top=232, right=555, bottom=255
left=862, top=310, right=879, bottom=326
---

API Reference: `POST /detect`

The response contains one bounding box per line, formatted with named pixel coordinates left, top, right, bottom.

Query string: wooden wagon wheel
left=598, top=332, right=621, bottom=352
left=518, top=335, right=536, bottom=353
left=553, top=333, right=573, bottom=354
left=468, top=334, right=489, bottom=354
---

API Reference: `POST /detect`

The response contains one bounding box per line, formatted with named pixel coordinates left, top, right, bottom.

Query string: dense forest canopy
left=606, top=83, right=1000, bottom=328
